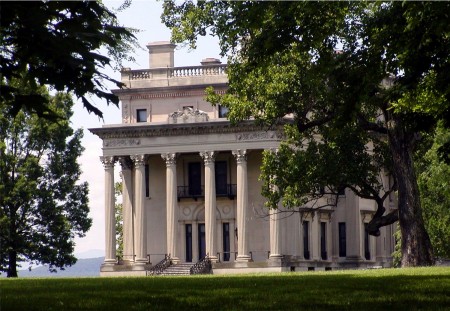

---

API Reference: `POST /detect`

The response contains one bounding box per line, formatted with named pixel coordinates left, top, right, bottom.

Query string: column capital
left=118, top=156, right=133, bottom=170
left=130, top=154, right=147, bottom=168
left=100, top=156, right=115, bottom=168
left=161, top=153, right=177, bottom=166
left=232, top=149, right=247, bottom=163
left=200, top=151, right=216, bottom=165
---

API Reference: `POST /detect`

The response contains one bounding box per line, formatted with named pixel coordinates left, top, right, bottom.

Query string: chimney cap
left=146, top=41, right=176, bottom=50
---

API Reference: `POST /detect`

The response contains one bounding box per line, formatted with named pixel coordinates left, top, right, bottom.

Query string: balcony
left=177, top=184, right=237, bottom=201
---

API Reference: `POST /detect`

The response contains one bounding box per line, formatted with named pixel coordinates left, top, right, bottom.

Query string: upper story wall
left=113, top=41, right=228, bottom=125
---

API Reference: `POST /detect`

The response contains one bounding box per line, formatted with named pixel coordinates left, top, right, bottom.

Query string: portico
left=91, top=41, right=396, bottom=276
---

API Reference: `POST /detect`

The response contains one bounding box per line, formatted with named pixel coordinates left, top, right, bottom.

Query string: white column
left=119, top=157, right=134, bottom=263
left=200, top=151, right=218, bottom=262
left=131, top=154, right=148, bottom=266
left=161, top=153, right=179, bottom=263
left=269, top=208, right=283, bottom=260
left=100, top=156, right=116, bottom=265
left=232, top=150, right=251, bottom=262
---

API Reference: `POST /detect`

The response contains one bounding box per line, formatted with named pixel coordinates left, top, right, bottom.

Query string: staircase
left=159, top=262, right=195, bottom=276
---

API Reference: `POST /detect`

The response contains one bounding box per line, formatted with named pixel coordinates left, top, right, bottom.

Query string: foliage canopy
left=0, top=0, right=137, bottom=119
left=162, top=1, right=450, bottom=266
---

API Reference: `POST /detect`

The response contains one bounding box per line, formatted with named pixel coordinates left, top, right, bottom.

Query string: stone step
left=159, top=262, right=196, bottom=276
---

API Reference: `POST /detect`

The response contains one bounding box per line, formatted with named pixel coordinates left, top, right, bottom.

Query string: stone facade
left=90, top=41, right=396, bottom=276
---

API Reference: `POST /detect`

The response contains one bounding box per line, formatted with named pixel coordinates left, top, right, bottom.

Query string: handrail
left=190, top=255, right=212, bottom=275
left=148, top=254, right=172, bottom=276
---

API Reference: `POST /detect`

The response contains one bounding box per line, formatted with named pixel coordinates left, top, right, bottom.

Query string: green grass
left=1, top=267, right=449, bottom=310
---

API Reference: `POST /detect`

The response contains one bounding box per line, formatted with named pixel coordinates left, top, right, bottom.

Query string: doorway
left=198, top=223, right=206, bottom=259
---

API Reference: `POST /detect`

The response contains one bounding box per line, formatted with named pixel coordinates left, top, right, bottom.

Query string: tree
left=162, top=1, right=450, bottom=266
left=0, top=1, right=137, bottom=119
left=416, top=124, right=450, bottom=259
left=0, top=77, right=91, bottom=277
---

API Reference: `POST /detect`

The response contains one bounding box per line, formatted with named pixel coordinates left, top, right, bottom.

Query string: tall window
left=136, top=109, right=147, bottom=122
left=303, top=221, right=310, bottom=260
left=185, top=224, right=192, bottom=262
left=223, top=223, right=230, bottom=261
left=339, top=222, right=347, bottom=257
left=188, top=162, right=202, bottom=196
left=364, top=223, right=371, bottom=260
left=320, top=222, right=327, bottom=260
left=215, top=161, right=228, bottom=195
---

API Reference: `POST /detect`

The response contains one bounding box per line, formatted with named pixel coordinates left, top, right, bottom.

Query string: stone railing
left=123, top=64, right=227, bottom=81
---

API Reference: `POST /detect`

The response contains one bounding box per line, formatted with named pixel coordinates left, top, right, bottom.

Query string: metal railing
left=148, top=254, right=172, bottom=276
left=216, top=251, right=238, bottom=262
left=190, top=255, right=212, bottom=275
left=124, top=64, right=227, bottom=81
left=177, top=184, right=237, bottom=200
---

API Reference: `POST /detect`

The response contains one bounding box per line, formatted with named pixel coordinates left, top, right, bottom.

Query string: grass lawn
left=1, top=267, right=449, bottom=310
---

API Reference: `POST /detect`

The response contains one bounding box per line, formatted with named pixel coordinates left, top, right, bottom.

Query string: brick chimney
left=146, top=41, right=176, bottom=68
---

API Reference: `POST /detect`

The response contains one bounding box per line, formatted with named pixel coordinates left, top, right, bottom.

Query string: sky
left=72, top=0, right=225, bottom=255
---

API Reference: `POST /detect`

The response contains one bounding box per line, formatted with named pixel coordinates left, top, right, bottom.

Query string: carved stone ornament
left=118, top=156, right=133, bottom=170
left=104, top=139, right=140, bottom=147
left=100, top=156, right=115, bottom=168
left=130, top=154, right=147, bottom=167
left=235, top=131, right=281, bottom=141
left=168, top=107, right=209, bottom=124
left=200, top=151, right=216, bottom=164
left=232, top=149, right=247, bottom=163
left=161, top=153, right=177, bottom=166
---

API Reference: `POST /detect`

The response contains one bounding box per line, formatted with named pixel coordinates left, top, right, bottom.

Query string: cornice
left=89, top=120, right=288, bottom=141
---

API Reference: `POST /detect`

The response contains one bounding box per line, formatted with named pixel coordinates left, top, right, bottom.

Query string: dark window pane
left=137, top=109, right=147, bottom=122
left=320, top=222, right=327, bottom=260
left=364, top=223, right=370, bottom=260
left=215, top=161, right=227, bottom=195
left=223, top=223, right=230, bottom=261
left=339, top=222, right=346, bottom=257
left=219, top=105, right=229, bottom=118
left=185, top=224, right=192, bottom=262
left=188, top=162, right=202, bottom=196
left=303, top=221, right=310, bottom=259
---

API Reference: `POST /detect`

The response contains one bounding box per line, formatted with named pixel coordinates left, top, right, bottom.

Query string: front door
left=198, top=223, right=206, bottom=259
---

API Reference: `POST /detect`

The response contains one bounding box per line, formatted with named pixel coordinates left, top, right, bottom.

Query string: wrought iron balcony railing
left=177, top=184, right=237, bottom=201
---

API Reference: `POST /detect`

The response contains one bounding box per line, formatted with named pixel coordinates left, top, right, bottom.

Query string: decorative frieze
left=104, top=139, right=141, bottom=147
left=200, top=151, right=216, bottom=164
left=236, top=131, right=283, bottom=141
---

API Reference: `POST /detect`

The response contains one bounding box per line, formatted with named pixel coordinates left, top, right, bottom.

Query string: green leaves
left=0, top=1, right=137, bottom=119
left=0, top=82, right=91, bottom=277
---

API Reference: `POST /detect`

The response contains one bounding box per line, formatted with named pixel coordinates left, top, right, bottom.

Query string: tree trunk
left=388, top=116, right=434, bottom=267
left=7, top=250, right=18, bottom=278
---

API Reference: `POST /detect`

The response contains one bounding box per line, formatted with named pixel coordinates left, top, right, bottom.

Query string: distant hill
left=18, top=257, right=104, bottom=278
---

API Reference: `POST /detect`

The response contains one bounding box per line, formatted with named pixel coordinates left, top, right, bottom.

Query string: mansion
left=90, top=41, right=396, bottom=276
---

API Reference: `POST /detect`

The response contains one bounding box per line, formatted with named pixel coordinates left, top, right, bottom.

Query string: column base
left=103, top=259, right=117, bottom=266
left=269, top=254, right=284, bottom=264
left=171, top=257, right=180, bottom=264
left=135, top=258, right=149, bottom=266
left=208, top=255, right=219, bottom=263
left=236, top=255, right=252, bottom=262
